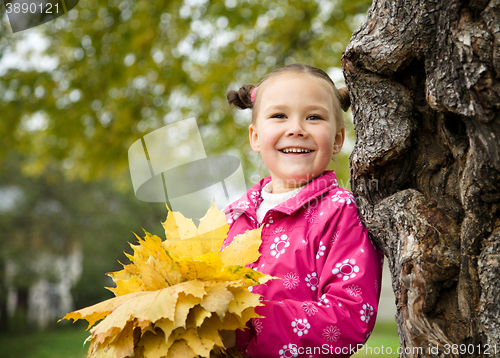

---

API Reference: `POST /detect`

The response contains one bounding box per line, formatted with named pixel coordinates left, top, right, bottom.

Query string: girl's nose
left=285, top=118, right=308, bottom=137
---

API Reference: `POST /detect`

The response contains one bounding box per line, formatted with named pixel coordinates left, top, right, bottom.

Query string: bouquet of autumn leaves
left=60, top=203, right=272, bottom=358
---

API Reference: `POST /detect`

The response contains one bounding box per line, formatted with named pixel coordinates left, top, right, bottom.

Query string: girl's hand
left=220, top=330, right=236, bottom=348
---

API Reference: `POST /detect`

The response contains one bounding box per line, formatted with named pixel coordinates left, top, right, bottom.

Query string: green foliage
left=0, top=0, right=371, bottom=334
left=0, top=0, right=371, bottom=187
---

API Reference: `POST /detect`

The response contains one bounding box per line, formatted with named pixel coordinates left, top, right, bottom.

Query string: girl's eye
left=271, top=113, right=287, bottom=119
left=307, top=115, right=323, bottom=121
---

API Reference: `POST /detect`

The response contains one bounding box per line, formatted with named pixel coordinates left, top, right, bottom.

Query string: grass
left=354, top=320, right=401, bottom=357
left=0, top=322, right=89, bottom=358
left=0, top=319, right=400, bottom=358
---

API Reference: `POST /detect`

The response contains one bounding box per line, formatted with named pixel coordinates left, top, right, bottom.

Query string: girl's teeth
left=281, top=148, right=311, bottom=153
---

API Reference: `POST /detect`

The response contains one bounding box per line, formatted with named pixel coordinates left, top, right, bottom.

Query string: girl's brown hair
left=227, top=64, right=350, bottom=128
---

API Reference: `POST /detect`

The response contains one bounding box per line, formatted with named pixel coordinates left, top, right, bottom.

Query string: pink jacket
left=222, top=170, right=384, bottom=358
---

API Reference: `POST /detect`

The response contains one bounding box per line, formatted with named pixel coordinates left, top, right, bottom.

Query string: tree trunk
left=343, top=0, right=500, bottom=357
left=0, top=257, right=8, bottom=333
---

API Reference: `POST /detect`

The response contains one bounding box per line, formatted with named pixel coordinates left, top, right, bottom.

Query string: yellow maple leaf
left=61, top=203, right=274, bottom=358
left=219, top=227, right=263, bottom=267
left=161, top=203, right=228, bottom=259
left=162, top=207, right=199, bottom=241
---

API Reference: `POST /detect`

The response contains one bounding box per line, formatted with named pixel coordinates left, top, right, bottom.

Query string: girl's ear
left=332, top=127, right=345, bottom=154
left=249, top=124, right=261, bottom=152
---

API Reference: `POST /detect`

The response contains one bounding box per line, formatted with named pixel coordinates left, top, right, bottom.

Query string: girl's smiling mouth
left=279, top=147, right=314, bottom=154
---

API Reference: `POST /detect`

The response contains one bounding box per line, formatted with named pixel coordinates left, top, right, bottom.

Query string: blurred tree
left=0, top=0, right=373, bottom=332
left=0, top=0, right=370, bottom=189
left=0, top=151, right=166, bottom=331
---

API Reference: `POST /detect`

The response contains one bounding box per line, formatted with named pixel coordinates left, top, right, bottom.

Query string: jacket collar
left=222, top=170, right=339, bottom=219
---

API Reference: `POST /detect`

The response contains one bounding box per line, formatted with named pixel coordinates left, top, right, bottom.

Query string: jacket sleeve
left=240, top=201, right=384, bottom=358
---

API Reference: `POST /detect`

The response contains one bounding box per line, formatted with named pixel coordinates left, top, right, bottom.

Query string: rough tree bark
left=343, top=0, right=500, bottom=357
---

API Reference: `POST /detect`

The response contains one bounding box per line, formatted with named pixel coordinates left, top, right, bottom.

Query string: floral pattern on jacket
left=222, top=170, right=384, bottom=358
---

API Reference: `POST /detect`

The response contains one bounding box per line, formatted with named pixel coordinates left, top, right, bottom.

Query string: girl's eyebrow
left=303, top=105, right=329, bottom=113
left=264, top=105, right=289, bottom=112
left=264, top=104, right=329, bottom=113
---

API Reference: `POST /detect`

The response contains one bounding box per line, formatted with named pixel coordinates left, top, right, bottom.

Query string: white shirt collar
left=260, top=181, right=306, bottom=206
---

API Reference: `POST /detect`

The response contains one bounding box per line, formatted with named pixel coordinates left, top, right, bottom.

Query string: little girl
left=222, top=64, right=384, bottom=358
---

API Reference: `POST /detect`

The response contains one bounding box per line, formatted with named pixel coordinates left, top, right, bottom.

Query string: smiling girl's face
left=249, top=72, right=345, bottom=194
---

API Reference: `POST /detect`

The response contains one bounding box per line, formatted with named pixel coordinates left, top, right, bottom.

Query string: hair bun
left=227, top=84, right=255, bottom=109
left=337, top=87, right=351, bottom=112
